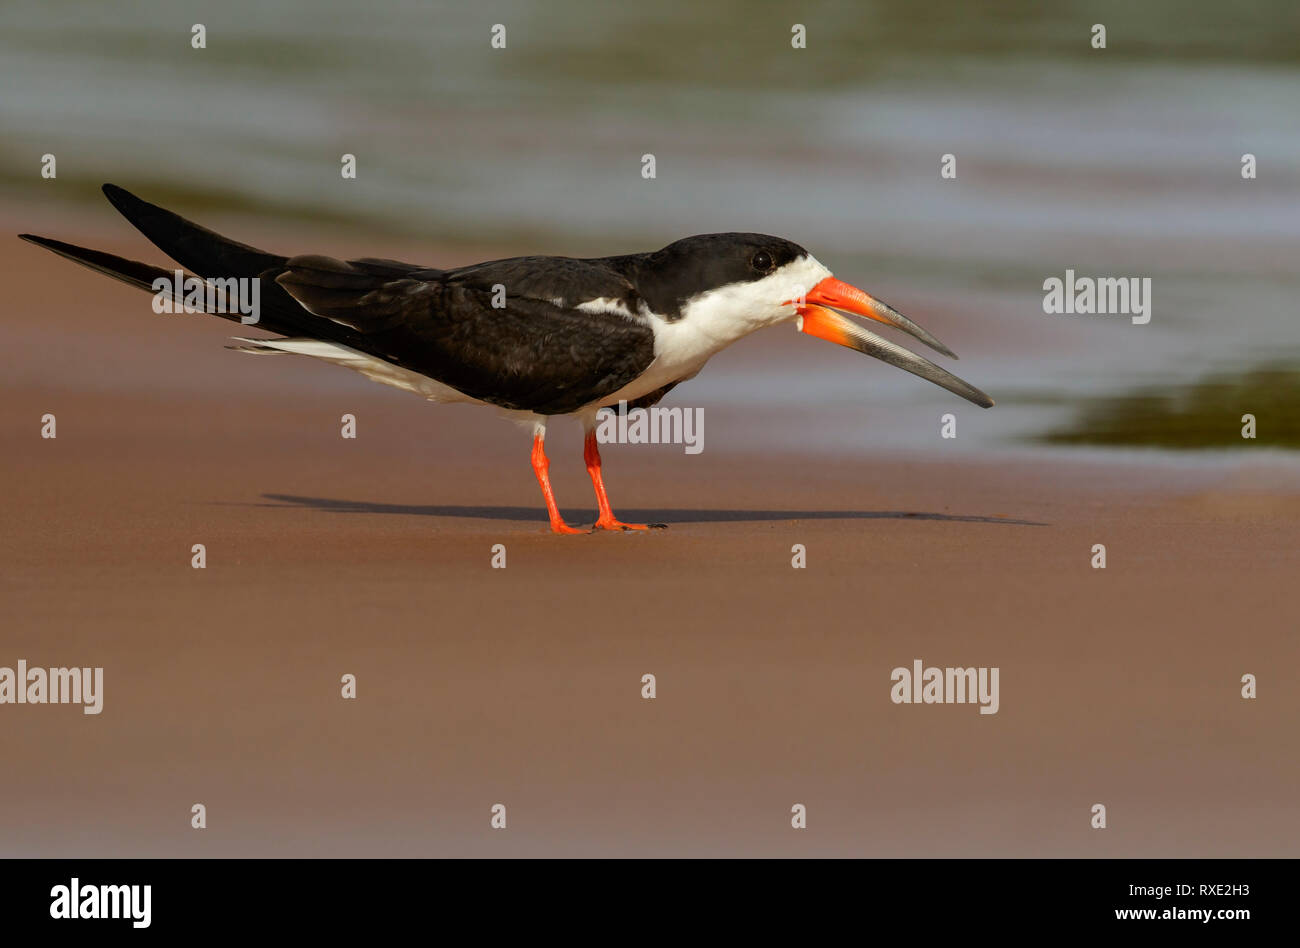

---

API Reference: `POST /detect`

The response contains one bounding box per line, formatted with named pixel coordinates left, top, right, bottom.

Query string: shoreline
left=3, top=217, right=1296, bottom=858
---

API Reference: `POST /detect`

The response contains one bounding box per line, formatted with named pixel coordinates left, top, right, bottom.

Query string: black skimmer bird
left=21, top=185, right=993, bottom=533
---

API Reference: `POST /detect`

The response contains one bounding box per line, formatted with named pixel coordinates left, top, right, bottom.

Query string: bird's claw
left=548, top=522, right=586, bottom=535
left=591, top=519, right=667, bottom=532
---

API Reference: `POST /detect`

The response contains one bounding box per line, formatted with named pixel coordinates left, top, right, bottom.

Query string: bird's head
left=641, top=233, right=994, bottom=408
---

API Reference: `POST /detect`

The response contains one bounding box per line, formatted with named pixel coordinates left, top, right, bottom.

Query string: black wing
left=277, top=255, right=655, bottom=415
left=23, top=185, right=657, bottom=415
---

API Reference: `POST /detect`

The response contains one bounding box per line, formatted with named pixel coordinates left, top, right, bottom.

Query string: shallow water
left=3, top=0, right=1298, bottom=461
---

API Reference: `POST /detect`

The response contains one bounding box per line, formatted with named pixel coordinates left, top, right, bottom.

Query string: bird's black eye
left=751, top=251, right=773, bottom=273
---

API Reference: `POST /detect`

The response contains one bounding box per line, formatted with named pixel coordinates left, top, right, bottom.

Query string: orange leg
left=583, top=429, right=663, bottom=531
left=531, top=432, right=583, bottom=534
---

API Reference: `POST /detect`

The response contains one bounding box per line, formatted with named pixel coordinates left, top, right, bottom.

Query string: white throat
left=583, top=254, right=832, bottom=412
left=658, top=252, right=830, bottom=358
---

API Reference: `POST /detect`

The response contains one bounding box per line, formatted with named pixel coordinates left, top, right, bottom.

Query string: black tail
left=19, top=184, right=369, bottom=345
left=100, top=183, right=285, bottom=280
left=17, top=233, right=182, bottom=295
left=16, top=232, right=247, bottom=323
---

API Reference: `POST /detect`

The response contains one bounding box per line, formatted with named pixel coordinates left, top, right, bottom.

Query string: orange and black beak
left=793, top=276, right=995, bottom=408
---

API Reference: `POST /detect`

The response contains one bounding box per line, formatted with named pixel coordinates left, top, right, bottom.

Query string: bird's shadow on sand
left=250, top=493, right=1047, bottom=527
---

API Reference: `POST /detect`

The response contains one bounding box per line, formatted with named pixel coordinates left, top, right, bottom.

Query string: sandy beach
left=2, top=221, right=1296, bottom=857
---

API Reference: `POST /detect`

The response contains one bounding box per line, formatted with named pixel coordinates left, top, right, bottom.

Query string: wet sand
left=2, top=223, right=1297, bottom=857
